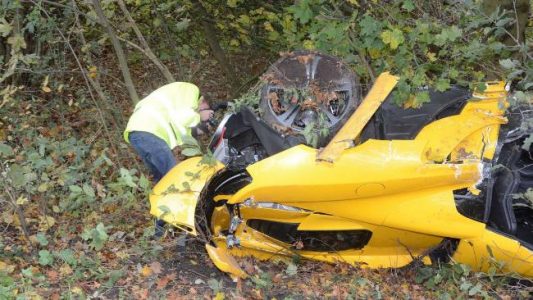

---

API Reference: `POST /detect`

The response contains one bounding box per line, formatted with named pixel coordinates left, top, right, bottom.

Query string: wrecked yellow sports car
left=150, top=52, right=533, bottom=279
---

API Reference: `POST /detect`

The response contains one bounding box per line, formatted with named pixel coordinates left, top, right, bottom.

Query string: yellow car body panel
left=150, top=157, right=223, bottom=235
left=318, top=72, right=400, bottom=162
left=453, top=229, right=533, bottom=277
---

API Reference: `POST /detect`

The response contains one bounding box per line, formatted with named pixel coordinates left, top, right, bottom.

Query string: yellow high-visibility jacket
left=124, top=82, right=200, bottom=149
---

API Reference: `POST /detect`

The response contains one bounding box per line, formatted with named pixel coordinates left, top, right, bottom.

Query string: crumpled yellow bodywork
left=150, top=157, right=223, bottom=235
left=150, top=78, right=533, bottom=278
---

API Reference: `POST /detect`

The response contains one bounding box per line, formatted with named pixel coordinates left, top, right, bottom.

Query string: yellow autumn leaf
left=16, top=196, right=28, bottom=205
left=42, top=86, right=52, bottom=93
left=263, top=21, right=274, bottom=32
left=140, top=265, right=152, bottom=277
left=0, top=261, right=15, bottom=273
left=426, top=51, right=437, bottom=62
left=116, top=250, right=130, bottom=260
left=38, top=215, right=56, bottom=231
left=403, top=95, right=422, bottom=109
left=214, top=292, right=225, bottom=300
left=303, top=40, right=315, bottom=50
left=89, top=66, right=97, bottom=79
left=59, top=263, right=73, bottom=276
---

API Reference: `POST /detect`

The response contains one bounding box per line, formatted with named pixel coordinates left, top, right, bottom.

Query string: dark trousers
left=129, top=131, right=177, bottom=183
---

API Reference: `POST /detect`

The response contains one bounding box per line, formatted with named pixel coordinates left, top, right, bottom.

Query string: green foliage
left=180, top=135, right=203, bottom=157
left=81, top=222, right=110, bottom=251
left=285, top=262, right=298, bottom=277
left=415, top=262, right=497, bottom=298
left=38, top=250, right=54, bottom=266
left=275, top=0, right=531, bottom=104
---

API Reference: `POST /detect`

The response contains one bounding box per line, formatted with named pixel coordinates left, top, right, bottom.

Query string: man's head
left=198, top=96, right=214, bottom=122
left=192, top=96, right=214, bottom=137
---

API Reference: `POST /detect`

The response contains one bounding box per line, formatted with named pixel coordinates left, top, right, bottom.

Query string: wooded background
left=0, top=0, right=532, bottom=298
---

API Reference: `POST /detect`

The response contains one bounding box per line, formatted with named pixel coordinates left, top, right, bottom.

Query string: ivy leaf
left=435, top=78, right=451, bottom=92
left=495, top=17, right=514, bottom=28
left=446, top=26, right=462, bottom=42
left=414, top=91, right=430, bottom=106
left=359, top=15, right=381, bottom=37
left=380, top=28, right=404, bottom=50
left=83, top=183, right=95, bottom=198
left=468, top=283, right=483, bottom=296
left=58, top=249, right=77, bottom=266
left=8, top=164, right=26, bottom=187
left=286, top=263, right=298, bottom=276
left=227, top=0, right=238, bottom=8
left=499, top=58, right=518, bottom=70
left=36, top=233, right=49, bottom=246
left=7, top=35, right=26, bottom=52
left=0, top=143, right=13, bottom=157
left=401, top=0, right=415, bottom=12
left=0, top=18, right=12, bottom=37
left=119, top=168, right=137, bottom=188
left=175, top=18, right=190, bottom=31
left=81, top=223, right=109, bottom=251
left=434, top=26, right=462, bottom=46
left=290, top=0, right=313, bottom=25
left=38, top=250, right=54, bottom=266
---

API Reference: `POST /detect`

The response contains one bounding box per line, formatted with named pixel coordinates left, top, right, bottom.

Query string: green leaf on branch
left=289, top=0, right=314, bottom=25
left=499, top=58, right=518, bottom=70
left=0, top=18, right=12, bottom=37
left=414, top=91, right=430, bottom=106
left=435, top=78, right=451, bottom=92
left=434, top=26, right=462, bottom=46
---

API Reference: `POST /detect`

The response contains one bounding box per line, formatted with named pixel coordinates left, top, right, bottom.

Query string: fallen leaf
left=150, top=261, right=162, bottom=274
left=59, top=263, right=73, bottom=276
left=140, top=265, right=152, bottom=277
left=47, top=270, right=59, bottom=282
left=42, top=86, right=52, bottom=93
left=38, top=215, right=56, bottom=231
left=156, top=276, right=171, bottom=290
left=0, top=261, right=14, bottom=273
left=16, top=196, right=28, bottom=205
left=167, top=291, right=182, bottom=300
left=214, top=292, right=225, bottom=300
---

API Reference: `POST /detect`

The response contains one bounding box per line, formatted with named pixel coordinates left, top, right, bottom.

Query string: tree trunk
left=190, top=0, right=239, bottom=91
left=117, top=0, right=175, bottom=83
left=91, top=0, right=140, bottom=104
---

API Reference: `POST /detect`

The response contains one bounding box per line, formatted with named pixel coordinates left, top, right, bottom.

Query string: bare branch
left=117, top=0, right=175, bottom=83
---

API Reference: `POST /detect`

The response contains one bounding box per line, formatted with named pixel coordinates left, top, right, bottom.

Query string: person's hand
left=200, top=109, right=214, bottom=121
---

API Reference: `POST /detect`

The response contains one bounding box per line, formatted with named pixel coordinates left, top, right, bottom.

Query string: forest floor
left=1, top=54, right=532, bottom=299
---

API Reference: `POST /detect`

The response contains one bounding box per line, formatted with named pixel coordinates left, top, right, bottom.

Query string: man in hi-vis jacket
left=124, top=82, right=213, bottom=183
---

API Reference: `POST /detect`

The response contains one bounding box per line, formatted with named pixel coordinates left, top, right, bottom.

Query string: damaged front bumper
left=150, top=157, right=223, bottom=235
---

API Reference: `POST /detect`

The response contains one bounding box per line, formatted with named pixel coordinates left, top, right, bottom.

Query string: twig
left=117, top=0, right=175, bottom=83
left=30, top=0, right=123, bottom=168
